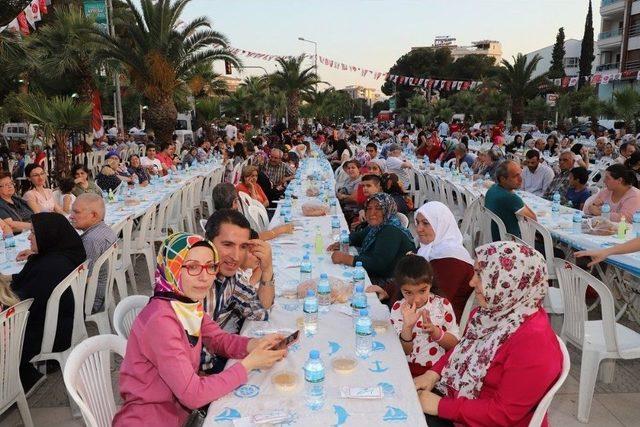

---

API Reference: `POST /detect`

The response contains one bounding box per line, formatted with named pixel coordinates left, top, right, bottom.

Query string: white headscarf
left=415, top=201, right=473, bottom=265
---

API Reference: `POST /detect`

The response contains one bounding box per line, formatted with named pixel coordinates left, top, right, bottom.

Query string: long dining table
left=203, top=154, right=427, bottom=426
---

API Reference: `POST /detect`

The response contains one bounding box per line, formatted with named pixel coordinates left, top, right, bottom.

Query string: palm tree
left=496, top=53, right=546, bottom=127
left=184, top=61, right=228, bottom=98
left=240, top=76, right=269, bottom=126
left=223, top=87, right=252, bottom=122
left=94, top=0, right=240, bottom=142
left=270, top=55, right=321, bottom=129
left=18, top=94, right=91, bottom=180
left=27, top=6, right=100, bottom=103
left=612, top=87, right=640, bottom=134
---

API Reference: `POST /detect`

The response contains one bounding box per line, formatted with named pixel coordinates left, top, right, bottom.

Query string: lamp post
left=298, top=37, right=318, bottom=91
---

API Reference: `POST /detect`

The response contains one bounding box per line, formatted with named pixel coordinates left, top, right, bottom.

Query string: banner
left=83, top=0, right=108, bottom=32
left=92, top=90, right=104, bottom=139
left=24, top=0, right=42, bottom=28
left=17, top=12, right=29, bottom=35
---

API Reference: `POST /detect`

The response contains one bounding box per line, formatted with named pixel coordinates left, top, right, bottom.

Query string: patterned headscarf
left=153, top=233, right=219, bottom=342
left=438, top=241, right=547, bottom=398
left=360, top=193, right=413, bottom=252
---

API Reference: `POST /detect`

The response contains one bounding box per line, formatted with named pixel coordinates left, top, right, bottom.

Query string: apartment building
left=412, top=38, right=503, bottom=64
left=343, top=85, right=383, bottom=103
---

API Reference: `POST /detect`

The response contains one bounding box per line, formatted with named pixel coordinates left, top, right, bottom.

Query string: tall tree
left=94, top=0, right=240, bottom=142
left=579, top=0, right=595, bottom=87
left=497, top=53, right=546, bottom=127
left=270, top=55, right=321, bottom=129
left=548, top=27, right=566, bottom=79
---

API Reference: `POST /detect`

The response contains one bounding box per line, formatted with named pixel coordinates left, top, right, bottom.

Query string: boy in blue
left=566, top=167, right=591, bottom=210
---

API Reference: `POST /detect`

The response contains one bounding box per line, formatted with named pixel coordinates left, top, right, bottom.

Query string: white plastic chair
left=459, top=197, right=483, bottom=254
left=0, top=299, right=34, bottom=427
left=63, top=334, right=126, bottom=427
left=130, top=205, right=157, bottom=283
left=30, top=261, right=90, bottom=377
left=396, top=212, right=409, bottom=228
left=458, top=292, right=476, bottom=333
left=114, top=216, right=137, bottom=299
left=478, top=204, right=507, bottom=244
left=200, top=218, right=208, bottom=234
left=554, top=259, right=640, bottom=422
left=113, top=295, right=150, bottom=339
left=247, top=204, right=269, bottom=233
left=179, top=184, right=196, bottom=233
left=528, top=335, right=570, bottom=427
left=84, top=242, right=118, bottom=335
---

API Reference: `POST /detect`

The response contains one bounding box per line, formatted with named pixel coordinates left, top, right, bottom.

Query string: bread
left=332, top=357, right=357, bottom=374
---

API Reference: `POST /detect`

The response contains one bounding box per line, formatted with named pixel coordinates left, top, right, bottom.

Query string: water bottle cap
left=359, top=309, right=368, bottom=316
left=306, top=289, right=315, bottom=297
left=303, top=254, right=310, bottom=260
left=320, top=273, right=328, bottom=279
left=355, top=285, right=364, bottom=292
left=309, top=350, right=320, bottom=359
left=355, top=261, right=363, bottom=267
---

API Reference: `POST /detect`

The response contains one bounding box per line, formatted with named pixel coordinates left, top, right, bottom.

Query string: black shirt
left=0, top=195, right=34, bottom=222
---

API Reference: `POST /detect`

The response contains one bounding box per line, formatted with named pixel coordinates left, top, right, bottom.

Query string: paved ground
left=2, top=247, right=640, bottom=426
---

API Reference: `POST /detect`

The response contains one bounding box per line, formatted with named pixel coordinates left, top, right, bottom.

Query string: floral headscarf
left=154, top=233, right=218, bottom=342
left=360, top=193, right=413, bottom=252
left=438, top=241, right=547, bottom=398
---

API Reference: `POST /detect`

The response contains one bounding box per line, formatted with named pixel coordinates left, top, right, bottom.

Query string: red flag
left=17, top=11, right=29, bottom=35
left=461, top=81, right=470, bottom=90
left=39, top=0, right=47, bottom=14
left=561, top=77, right=570, bottom=88
left=92, top=90, right=104, bottom=139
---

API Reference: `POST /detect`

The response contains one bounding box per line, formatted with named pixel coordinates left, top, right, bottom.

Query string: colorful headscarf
left=153, top=233, right=218, bottom=342
left=360, top=193, right=414, bottom=252
left=438, top=241, right=548, bottom=398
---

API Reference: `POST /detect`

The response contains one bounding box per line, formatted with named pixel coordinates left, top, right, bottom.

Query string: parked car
left=566, top=123, right=609, bottom=138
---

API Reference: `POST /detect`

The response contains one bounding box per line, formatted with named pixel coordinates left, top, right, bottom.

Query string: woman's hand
left=575, top=248, right=611, bottom=266
left=366, top=285, right=389, bottom=301
left=414, top=370, right=440, bottom=392
left=16, top=249, right=33, bottom=261
left=242, top=335, right=287, bottom=371
left=418, top=391, right=442, bottom=416
left=247, top=334, right=283, bottom=353
left=326, top=242, right=339, bottom=252
left=330, top=251, right=352, bottom=265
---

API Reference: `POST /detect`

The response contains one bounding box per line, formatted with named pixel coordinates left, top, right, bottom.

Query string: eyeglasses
left=30, top=172, right=46, bottom=178
left=0, top=182, right=15, bottom=188
left=181, top=262, right=218, bottom=276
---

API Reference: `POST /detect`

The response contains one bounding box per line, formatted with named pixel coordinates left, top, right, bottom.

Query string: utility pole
left=107, top=0, right=124, bottom=132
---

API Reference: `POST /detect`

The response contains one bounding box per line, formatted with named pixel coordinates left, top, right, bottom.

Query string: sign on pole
left=546, top=93, right=558, bottom=107
left=83, top=0, right=108, bottom=32
left=389, top=97, right=396, bottom=111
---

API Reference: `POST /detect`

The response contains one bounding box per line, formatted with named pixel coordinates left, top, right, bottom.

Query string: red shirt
left=433, top=308, right=562, bottom=427
left=430, top=258, right=474, bottom=321
left=155, top=152, right=173, bottom=171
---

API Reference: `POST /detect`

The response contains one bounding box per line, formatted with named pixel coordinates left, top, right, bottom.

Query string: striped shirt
left=81, top=221, right=117, bottom=313
left=262, top=162, right=292, bottom=186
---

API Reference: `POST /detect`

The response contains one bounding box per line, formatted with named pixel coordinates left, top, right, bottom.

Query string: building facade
left=412, top=38, right=503, bottom=64
left=343, top=85, right=383, bottom=103
left=524, top=39, right=589, bottom=78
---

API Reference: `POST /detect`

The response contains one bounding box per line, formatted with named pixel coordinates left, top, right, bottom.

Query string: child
left=58, top=178, right=76, bottom=214
left=390, top=254, right=460, bottom=377
left=566, top=167, right=591, bottom=210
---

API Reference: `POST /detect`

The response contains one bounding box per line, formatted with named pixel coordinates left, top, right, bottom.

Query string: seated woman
left=113, top=233, right=286, bottom=426
left=23, top=164, right=63, bottom=214
left=0, top=171, right=33, bottom=233
left=381, top=172, right=411, bottom=215
left=11, top=213, right=86, bottom=392
left=236, top=165, right=269, bottom=207
left=182, top=146, right=198, bottom=167
left=391, top=255, right=460, bottom=377
left=414, top=241, right=562, bottom=427
left=414, top=201, right=474, bottom=321
left=328, top=193, right=415, bottom=304
left=583, top=163, right=640, bottom=222
left=56, top=178, right=76, bottom=214
left=70, top=164, right=102, bottom=197
left=96, top=151, right=133, bottom=192
left=126, top=154, right=150, bottom=186
left=337, top=160, right=362, bottom=221
left=472, top=149, right=500, bottom=180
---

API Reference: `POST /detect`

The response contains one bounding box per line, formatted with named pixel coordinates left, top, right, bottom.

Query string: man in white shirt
left=385, top=144, right=413, bottom=189
left=224, top=121, right=238, bottom=140
left=140, top=143, right=164, bottom=175
left=437, top=120, right=449, bottom=138
left=521, top=149, right=555, bottom=196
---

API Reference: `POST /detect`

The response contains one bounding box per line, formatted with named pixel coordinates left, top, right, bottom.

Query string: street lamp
left=298, top=36, right=318, bottom=90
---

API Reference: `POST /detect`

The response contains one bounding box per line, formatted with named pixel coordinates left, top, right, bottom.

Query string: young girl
left=57, top=178, right=76, bottom=214
left=390, top=254, right=460, bottom=377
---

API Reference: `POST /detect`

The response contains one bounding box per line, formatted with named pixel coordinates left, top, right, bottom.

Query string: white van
left=1, top=123, right=39, bottom=143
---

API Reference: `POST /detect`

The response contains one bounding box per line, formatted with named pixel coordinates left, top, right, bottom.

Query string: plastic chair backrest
left=517, top=214, right=557, bottom=279
left=479, top=204, right=507, bottom=243
left=113, top=295, right=150, bottom=339
left=396, top=212, right=409, bottom=228
left=554, top=259, right=619, bottom=353
left=33, top=261, right=90, bottom=363
left=458, top=293, right=476, bottom=333
left=63, top=334, right=126, bottom=427
left=528, top=336, right=570, bottom=427
left=237, top=192, right=254, bottom=217
left=84, top=243, right=118, bottom=316
left=0, top=299, right=33, bottom=407
left=200, top=218, right=208, bottom=234
left=133, top=204, right=157, bottom=249
left=247, top=204, right=269, bottom=232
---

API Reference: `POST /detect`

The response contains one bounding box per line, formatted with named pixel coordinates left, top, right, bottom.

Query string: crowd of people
left=4, top=115, right=640, bottom=426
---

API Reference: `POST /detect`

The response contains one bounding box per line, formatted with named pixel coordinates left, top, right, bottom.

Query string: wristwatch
left=260, top=276, right=275, bottom=287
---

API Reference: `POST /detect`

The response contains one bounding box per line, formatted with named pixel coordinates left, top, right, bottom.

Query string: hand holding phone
left=271, top=330, right=300, bottom=350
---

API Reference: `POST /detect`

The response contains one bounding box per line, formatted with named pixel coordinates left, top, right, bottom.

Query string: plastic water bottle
left=602, top=203, right=611, bottom=221
left=353, top=261, right=365, bottom=290
left=0, top=232, right=7, bottom=263
left=632, top=211, right=640, bottom=237
left=303, top=289, right=318, bottom=335
left=552, top=192, right=560, bottom=218
left=351, top=284, right=367, bottom=320
left=317, top=273, right=331, bottom=313
left=304, top=350, right=325, bottom=410
left=329, top=198, right=338, bottom=215
left=314, top=226, right=324, bottom=256
left=355, top=309, right=373, bottom=359
left=339, top=230, right=350, bottom=253
left=4, top=231, right=15, bottom=260
left=573, top=211, right=583, bottom=233
left=618, top=216, right=628, bottom=239
left=300, top=253, right=312, bottom=282
left=331, top=216, right=340, bottom=241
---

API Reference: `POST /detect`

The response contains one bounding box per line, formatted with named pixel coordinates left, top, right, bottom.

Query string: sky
left=180, top=0, right=600, bottom=93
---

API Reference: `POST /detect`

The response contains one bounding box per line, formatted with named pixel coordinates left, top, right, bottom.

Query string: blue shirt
left=566, top=187, right=591, bottom=209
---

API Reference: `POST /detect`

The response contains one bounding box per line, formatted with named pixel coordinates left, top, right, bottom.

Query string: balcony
left=598, top=28, right=623, bottom=49
left=596, top=62, right=621, bottom=71
left=601, top=0, right=626, bottom=16
left=625, top=59, right=640, bottom=70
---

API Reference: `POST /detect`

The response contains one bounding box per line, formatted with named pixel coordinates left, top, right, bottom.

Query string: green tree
left=94, top=0, right=240, bottom=142
left=548, top=27, right=566, bottom=79
left=475, top=90, right=509, bottom=123
left=0, top=31, right=26, bottom=100
left=579, top=0, right=595, bottom=87
left=497, top=53, right=546, bottom=127
left=270, top=55, right=321, bottom=129
left=223, top=87, right=251, bottom=122
left=446, top=90, right=479, bottom=121
left=524, top=97, right=551, bottom=129
left=372, top=99, right=390, bottom=116
left=401, top=93, right=431, bottom=125
left=17, top=94, right=91, bottom=179
left=612, top=87, right=640, bottom=134
left=308, top=89, right=353, bottom=124
left=184, top=61, right=228, bottom=98
left=240, top=76, right=269, bottom=126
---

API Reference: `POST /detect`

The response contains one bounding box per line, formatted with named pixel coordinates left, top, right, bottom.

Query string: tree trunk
left=146, top=98, right=178, bottom=143
left=54, top=131, right=71, bottom=182
left=511, top=98, right=524, bottom=128
left=288, top=92, right=299, bottom=130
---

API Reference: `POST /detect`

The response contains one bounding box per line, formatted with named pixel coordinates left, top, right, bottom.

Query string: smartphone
left=272, top=330, right=299, bottom=350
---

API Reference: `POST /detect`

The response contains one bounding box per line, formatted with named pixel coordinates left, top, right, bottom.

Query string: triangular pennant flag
left=26, top=0, right=41, bottom=26
left=601, top=74, right=611, bottom=85
left=6, top=18, right=20, bottom=32
left=613, top=73, right=622, bottom=81
left=418, top=78, right=424, bottom=86
left=456, top=81, right=463, bottom=90
left=569, top=76, right=578, bottom=87
left=637, top=71, right=640, bottom=80
left=39, top=0, right=47, bottom=14
left=461, top=81, right=470, bottom=90
left=561, top=77, right=570, bottom=87
left=433, top=80, right=440, bottom=89
left=17, top=12, right=29, bottom=35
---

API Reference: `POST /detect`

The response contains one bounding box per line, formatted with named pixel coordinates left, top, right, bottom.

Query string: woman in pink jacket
left=414, top=241, right=562, bottom=427
left=113, top=233, right=286, bottom=427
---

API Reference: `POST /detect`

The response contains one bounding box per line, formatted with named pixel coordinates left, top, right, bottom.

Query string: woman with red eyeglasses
left=114, top=233, right=287, bottom=427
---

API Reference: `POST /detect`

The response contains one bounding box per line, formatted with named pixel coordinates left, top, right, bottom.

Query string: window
left=563, top=57, right=579, bottom=68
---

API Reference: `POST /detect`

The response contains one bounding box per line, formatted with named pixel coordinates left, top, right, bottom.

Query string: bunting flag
left=92, top=90, right=104, bottom=139
left=25, top=0, right=42, bottom=28
left=17, top=12, right=29, bottom=35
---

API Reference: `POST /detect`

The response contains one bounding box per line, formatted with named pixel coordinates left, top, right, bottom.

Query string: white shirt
left=521, top=163, right=555, bottom=196
left=438, top=122, right=449, bottom=137
left=107, top=126, right=118, bottom=136
left=140, top=156, right=163, bottom=173
left=224, top=124, right=238, bottom=140
left=386, top=156, right=411, bottom=189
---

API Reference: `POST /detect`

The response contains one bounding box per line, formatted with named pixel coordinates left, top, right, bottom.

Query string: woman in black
left=382, top=172, right=411, bottom=215
left=0, top=171, right=33, bottom=233
left=11, top=213, right=86, bottom=392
